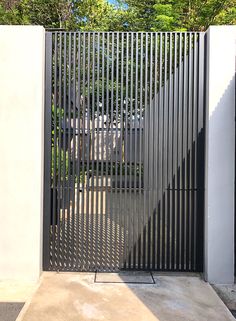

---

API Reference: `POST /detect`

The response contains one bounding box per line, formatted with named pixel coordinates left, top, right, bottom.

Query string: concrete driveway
left=17, top=272, right=234, bottom=321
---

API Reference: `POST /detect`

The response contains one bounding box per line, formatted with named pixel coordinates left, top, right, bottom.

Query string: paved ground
left=16, top=272, right=234, bottom=321
left=213, top=284, right=236, bottom=310
left=0, top=303, right=24, bottom=321
left=213, top=284, right=236, bottom=319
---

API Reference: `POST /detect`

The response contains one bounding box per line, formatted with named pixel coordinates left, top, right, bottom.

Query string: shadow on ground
left=17, top=272, right=234, bottom=321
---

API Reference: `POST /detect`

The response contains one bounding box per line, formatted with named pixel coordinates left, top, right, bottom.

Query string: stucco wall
left=0, top=26, right=45, bottom=281
left=204, top=26, right=236, bottom=284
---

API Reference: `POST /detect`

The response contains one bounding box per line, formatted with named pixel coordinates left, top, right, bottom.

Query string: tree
left=182, top=0, right=236, bottom=30
left=0, top=0, right=26, bottom=24
left=0, top=0, right=235, bottom=31
left=72, top=0, right=116, bottom=30
left=0, top=0, right=75, bottom=28
left=21, top=0, right=74, bottom=29
left=119, top=0, right=236, bottom=31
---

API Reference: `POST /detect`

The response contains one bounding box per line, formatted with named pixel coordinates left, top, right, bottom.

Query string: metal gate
left=43, top=31, right=205, bottom=272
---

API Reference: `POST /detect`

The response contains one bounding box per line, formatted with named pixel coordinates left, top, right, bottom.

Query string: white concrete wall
left=204, top=26, right=236, bottom=284
left=0, top=24, right=235, bottom=284
left=0, top=26, right=45, bottom=282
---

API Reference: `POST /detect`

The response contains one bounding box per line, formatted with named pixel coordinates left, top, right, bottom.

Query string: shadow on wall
left=115, top=75, right=235, bottom=321
left=49, top=41, right=207, bottom=273
left=204, top=75, right=235, bottom=278
left=110, top=57, right=206, bottom=272
left=119, top=126, right=205, bottom=273
left=54, top=86, right=205, bottom=272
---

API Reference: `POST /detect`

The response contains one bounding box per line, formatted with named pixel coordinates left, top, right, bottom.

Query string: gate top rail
left=46, top=30, right=205, bottom=35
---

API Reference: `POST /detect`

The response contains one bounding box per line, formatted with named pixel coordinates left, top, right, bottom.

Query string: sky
left=108, top=0, right=120, bottom=5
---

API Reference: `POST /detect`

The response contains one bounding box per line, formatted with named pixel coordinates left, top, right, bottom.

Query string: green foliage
left=73, top=0, right=116, bottom=31
left=152, top=3, right=177, bottom=31
left=0, top=1, right=27, bottom=24
left=21, top=0, right=73, bottom=29
left=120, top=0, right=236, bottom=31
left=51, top=144, right=68, bottom=181
left=0, top=0, right=235, bottom=31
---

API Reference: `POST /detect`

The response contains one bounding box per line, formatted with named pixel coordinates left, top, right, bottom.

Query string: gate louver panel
left=43, top=32, right=205, bottom=272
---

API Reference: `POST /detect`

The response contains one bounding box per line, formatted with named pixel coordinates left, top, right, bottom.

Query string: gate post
left=204, top=26, right=236, bottom=284
left=0, top=26, right=45, bottom=281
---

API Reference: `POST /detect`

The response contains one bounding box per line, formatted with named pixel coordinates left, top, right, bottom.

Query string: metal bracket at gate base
left=94, top=271, right=155, bottom=284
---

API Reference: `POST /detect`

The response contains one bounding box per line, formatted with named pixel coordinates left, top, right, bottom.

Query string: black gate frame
left=43, top=31, right=206, bottom=272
